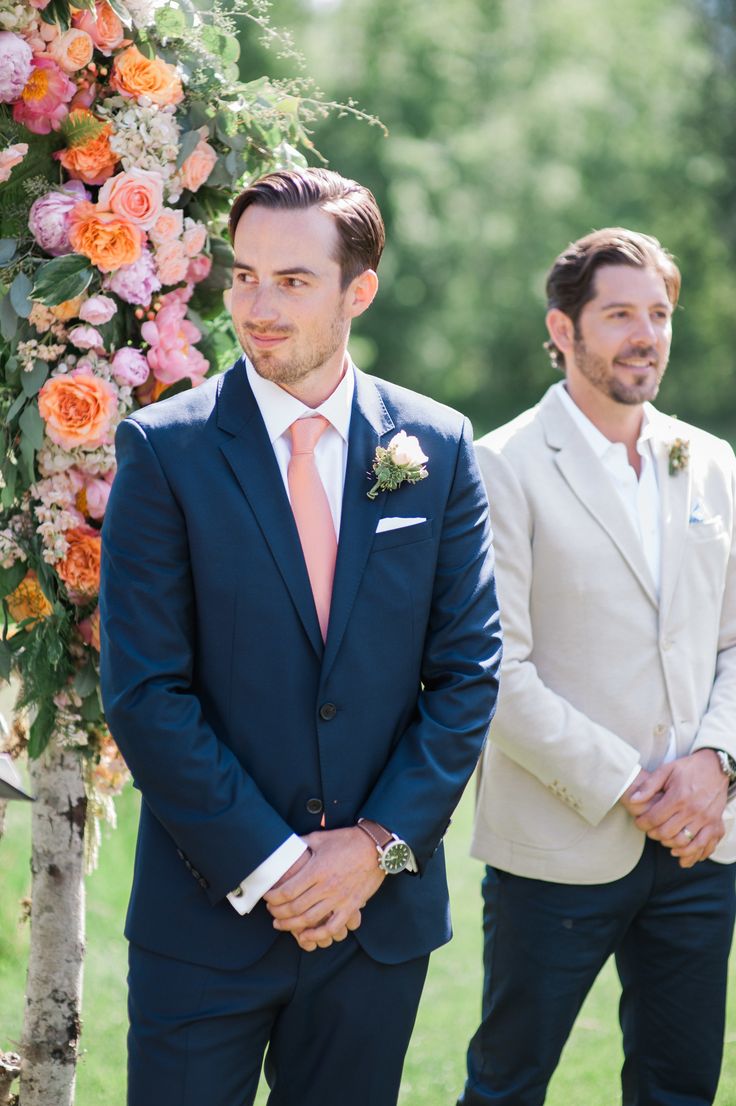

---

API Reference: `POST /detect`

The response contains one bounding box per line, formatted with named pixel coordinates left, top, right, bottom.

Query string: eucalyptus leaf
left=187, top=102, right=211, bottom=130
left=32, top=255, right=94, bottom=307
left=5, top=391, right=26, bottom=423
left=28, top=700, right=56, bottom=759
left=21, top=360, right=49, bottom=398
left=0, top=462, right=17, bottom=507
left=0, top=294, right=17, bottom=341
left=155, top=5, right=187, bottom=37
left=0, top=562, right=27, bottom=596
left=19, top=402, right=45, bottom=452
left=176, top=129, right=203, bottom=169
left=9, top=272, right=32, bottom=319
left=74, top=662, right=98, bottom=698
left=80, top=689, right=103, bottom=723
left=0, top=239, right=17, bottom=265
left=0, top=640, right=11, bottom=683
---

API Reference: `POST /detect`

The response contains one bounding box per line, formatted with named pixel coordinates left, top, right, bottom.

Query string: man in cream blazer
left=458, top=228, right=736, bottom=1106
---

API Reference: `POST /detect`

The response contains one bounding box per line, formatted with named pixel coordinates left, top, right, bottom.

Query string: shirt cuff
left=227, top=834, right=308, bottom=915
left=613, top=763, right=642, bottom=806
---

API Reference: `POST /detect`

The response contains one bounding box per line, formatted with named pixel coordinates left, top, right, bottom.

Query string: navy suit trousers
left=128, top=934, right=429, bottom=1106
left=459, top=839, right=736, bottom=1106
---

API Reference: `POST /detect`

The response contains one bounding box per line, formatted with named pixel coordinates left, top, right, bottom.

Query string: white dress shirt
left=554, top=383, right=676, bottom=802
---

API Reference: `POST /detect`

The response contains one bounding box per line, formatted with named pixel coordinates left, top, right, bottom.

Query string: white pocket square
left=375, top=516, right=427, bottom=533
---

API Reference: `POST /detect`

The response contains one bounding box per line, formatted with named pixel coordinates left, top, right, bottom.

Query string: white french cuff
left=375, top=516, right=427, bottom=533
left=227, top=834, right=308, bottom=916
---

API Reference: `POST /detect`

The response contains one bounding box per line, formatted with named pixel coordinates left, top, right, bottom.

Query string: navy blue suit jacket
left=100, top=360, right=501, bottom=969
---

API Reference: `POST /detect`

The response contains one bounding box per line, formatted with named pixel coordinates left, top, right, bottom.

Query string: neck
left=280, top=349, right=349, bottom=409
left=564, top=377, right=644, bottom=473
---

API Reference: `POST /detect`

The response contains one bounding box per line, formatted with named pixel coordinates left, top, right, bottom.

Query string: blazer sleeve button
left=319, top=702, right=337, bottom=721
left=306, top=798, right=323, bottom=815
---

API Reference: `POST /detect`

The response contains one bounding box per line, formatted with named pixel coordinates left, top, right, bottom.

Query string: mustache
left=244, top=324, right=293, bottom=336
left=616, top=348, right=658, bottom=362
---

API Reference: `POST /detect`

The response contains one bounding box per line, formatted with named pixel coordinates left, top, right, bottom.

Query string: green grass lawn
left=1, top=783, right=735, bottom=1105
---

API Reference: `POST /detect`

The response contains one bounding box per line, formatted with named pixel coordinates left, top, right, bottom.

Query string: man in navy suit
left=100, top=167, right=501, bottom=1106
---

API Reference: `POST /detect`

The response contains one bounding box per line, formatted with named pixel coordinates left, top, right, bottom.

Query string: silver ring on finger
left=682, top=827, right=694, bottom=840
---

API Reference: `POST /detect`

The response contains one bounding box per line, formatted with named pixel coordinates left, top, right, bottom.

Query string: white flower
left=387, top=430, right=428, bottom=468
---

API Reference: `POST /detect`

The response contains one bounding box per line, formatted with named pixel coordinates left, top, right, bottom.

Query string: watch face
left=381, top=840, right=411, bottom=874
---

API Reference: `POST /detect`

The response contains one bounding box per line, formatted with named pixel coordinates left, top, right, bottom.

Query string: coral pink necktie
left=288, top=416, right=337, bottom=641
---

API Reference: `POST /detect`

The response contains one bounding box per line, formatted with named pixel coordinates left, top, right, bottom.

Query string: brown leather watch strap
left=356, top=818, right=393, bottom=849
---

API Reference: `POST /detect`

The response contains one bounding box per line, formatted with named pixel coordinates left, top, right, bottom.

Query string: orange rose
left=49, top=28, right=95, bottom=73
left=69, top=200, right=144, bottom=272
left=38, top=370, right=118, bottom=450
left=58, top=110, right=119, bottom=186
left=73, top=1, right=125, bottom=55
left=180, top=133, right=217, bottom=193
left=57, top=526, right=101, bottom=598
left=110, top=46, right=183, bottom=107
left=6, top=570, right=54, bottom=628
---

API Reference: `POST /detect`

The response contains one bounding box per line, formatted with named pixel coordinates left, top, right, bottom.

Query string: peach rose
left=98, top=167, right=164, bottom=230
left=69, top=200, right=144, bottom=272
left=72, top=1, right=124, bottom=55
left=38, top=370, right=117, bottom=450
left=180, top=131, right=217, bottom=193
left=57, top=525, right=101, bottom=599
left=49, top=28, right=94, bottom=73
left=110, top=45, right=183, bottom=106
left=148, top=207, right=183, bottom=246
left=182, top=220, right=207, bottom=257
left=57, top=109, right=119, bottom=185
left=155, top=240, right=189, bottom=285
left=6, top=570, right=53, bottom=628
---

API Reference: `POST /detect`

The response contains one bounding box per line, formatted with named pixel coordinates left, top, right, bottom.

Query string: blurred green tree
left=238, top=0, right=736, bottom=436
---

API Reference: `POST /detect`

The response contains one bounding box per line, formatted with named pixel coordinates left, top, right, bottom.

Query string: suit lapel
left=322, top=370, right=395, bottom=677
left=216, top=361, right=323, bottom=657
left=650, top=410, right=692, bottom=621
left=540, top=388, right=658, bottom=609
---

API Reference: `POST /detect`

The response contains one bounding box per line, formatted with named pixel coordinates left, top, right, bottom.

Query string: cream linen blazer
left=472, top=385, right=736, bottom=883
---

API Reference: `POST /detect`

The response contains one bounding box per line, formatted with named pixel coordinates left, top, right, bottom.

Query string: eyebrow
left=599, top=300, right=671, bottom=311
left=232, top=262, right=318, bottom=278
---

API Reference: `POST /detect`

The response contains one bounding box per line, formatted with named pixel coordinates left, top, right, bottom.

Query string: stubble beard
left=238, top=306, right=349, bottom=388
left=573, top=336, right=667, bottom=406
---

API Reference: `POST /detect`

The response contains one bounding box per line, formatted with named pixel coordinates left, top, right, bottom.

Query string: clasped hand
left=263, top=827, right=385, bottom=952
left=620, top=749, right=728, bottom=867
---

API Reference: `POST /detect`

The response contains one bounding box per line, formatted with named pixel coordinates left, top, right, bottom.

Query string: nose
left=247, top=284, right=279, bottom=323
left=629, top=313, right=658, bottom=346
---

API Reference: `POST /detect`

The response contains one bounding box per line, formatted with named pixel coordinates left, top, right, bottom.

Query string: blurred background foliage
left=235, top=0, right=736, bottom=437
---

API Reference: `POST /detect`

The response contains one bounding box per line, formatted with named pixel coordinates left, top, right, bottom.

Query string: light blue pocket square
left=689, top=502, right=706, bottom=524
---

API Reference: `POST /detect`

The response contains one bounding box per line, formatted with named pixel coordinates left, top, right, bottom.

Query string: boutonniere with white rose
left=668, top=437, right=689, bottom=476
left=367, top=431, right=429, bottom=500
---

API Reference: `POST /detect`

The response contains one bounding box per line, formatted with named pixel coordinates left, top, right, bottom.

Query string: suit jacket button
left=306, top=798, right=323, bottom=815
left=319, top=702, right=337, bottom=721
left=198, top=877, right=208, bottom=889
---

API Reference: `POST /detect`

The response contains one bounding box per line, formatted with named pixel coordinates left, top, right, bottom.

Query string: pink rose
left=72, top=2, right=125, bottom=55
left=48, top=27, right=95, bottom=74
left=0, top=32, right=33, bottom=103
left=182, top=219, right=207, bottom=258
left=186, top=254, right=212, bottom=284
left=28, top=180, right=90, bottom=256
left=141, top=301, right=209, bottom=386
left=155, top=240, right=189, bottom=286
left=0, top=142, right=28, bottom=184
left=12, top=56, right=76, bottom=135
left=82, top=473, right=113, bottom=519
left=98, top=167, right=164, bottom=230
left=148, top=207, right=184, bottom=245
left=111, top=346, right=150, bottom=387
left=179, top=131, right=217, bottom=193
left=68, top=324, right=104, bottom=351
left=79, top=294, right=117, bottom=325
left=103, top=247, right=161, bottom=306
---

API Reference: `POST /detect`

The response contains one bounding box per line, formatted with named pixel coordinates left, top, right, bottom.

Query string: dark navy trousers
left=128, top=933, right=429, bottom=1106
left=459, top=839, right=736, bottom=1106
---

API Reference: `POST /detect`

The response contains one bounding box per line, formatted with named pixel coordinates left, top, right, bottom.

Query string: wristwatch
left=713, top=749, right=736, bottom=786
left=356, top=818, right=412, bottom=874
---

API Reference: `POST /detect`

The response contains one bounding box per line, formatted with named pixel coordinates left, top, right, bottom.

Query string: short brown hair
left=228, top=168, right=385, bottom=290
left=545, top=227, right=681, bottom=370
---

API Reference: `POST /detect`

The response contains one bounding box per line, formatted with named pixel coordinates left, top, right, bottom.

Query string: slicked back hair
left=544, top=227, right=681, bottom=370
left=228, top=168, right=385, bottom=290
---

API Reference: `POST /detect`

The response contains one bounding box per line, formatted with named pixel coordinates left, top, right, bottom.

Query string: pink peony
left=103, top=247, right=161, bottom=306
left=68, top=324, right=104, bottom=351
left=179, top=131, right=217, bottom=193
left=148, top=207, right=184, bottom=246
left=111, top=346, right=150, bottom=387
left=141, top=301, right=209, bottom=386
left=98, top=167, right=164, bottom=230
left=79, top=294, right=117, bottom=325
left=28, top=181, right=90, bottom=256
left=0, top=32, right=33, bottom=103
left=0, top=142, right=28, bottom=183
left=13, top=56, right=76, bottom=135
left=155, top=239, right=189, bottom=286
left=187, top=254, right=212, bottom=284
left=182, top=219, right=207, bottom=258
left=81, top=471, right=113, bottom=519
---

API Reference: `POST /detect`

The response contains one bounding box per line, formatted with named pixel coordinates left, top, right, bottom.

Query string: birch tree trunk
left=19, top=742, right=86, bottom=1106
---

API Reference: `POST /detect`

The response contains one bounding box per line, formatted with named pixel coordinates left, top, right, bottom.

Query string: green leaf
left=0, top=240, right=17, bottom=265
left=0, top=294, right=18, bottom=341
left=220, top=36, right=240, bottom=64
left=157, top=378, right=193, bottom=401
left=186, top=102, right=210, bottom=131
left=9, top=272, right=32, bottom=318
left=0, top=562, right=27, bottom=596
left=176, top=129, right=203, bottom=169
left=106, top=0, right=132, bottom=27
left=155, top=5, right=187, bottom=37
left=74, top=661, right=98, bottom=698
left=60, top=111, right=107, bottom=149
left=0, top=639, right=11, bottom=683
left=40, top=0, right=73, bottom=30
left=28, top=700, right=56, bottom=759
left=1, top=461, right=17, bottom=507
left=32, top=255, right=94, bottom=307
left=19, top=403, right=45, bottom=452
left=21, top=360, right=49, bottom=398
left=80, top=688, right=103, bottom=723
left=5, top=391, right=26, bottom=423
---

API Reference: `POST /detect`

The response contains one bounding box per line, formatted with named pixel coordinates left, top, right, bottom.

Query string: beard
left=572, top=335, right=667, bottom=406
left=237, top=304, right=349, bottom=388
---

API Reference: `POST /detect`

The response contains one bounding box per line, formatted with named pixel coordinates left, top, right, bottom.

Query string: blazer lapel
left=650, top=410, right=692, bottom=621
left=216, top=361, right=323, bottom=657
left=322, top=370, right=395, bottom=677
left=540, top=388, right=658, bottom=609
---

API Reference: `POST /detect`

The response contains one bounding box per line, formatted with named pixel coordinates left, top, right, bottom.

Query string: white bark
left=18, top=742, right=86, bottom=1106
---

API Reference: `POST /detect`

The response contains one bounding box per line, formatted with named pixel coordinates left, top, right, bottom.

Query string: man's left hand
left=630, top=749, right=728, bottom=867
left=263, top=827, right=385, bottom=951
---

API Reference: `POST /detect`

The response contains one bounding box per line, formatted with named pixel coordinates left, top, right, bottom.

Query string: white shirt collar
left=245, top=356, right=355, bottom=445
left=554, top=381, right=655, bottom=461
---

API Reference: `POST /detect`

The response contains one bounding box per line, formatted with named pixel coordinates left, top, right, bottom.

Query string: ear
left=545, top=308, right=575, bottom=354
left=346, top=269, right=379, bottom=319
